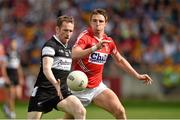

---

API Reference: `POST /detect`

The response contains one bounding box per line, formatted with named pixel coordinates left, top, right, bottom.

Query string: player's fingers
left=146, top=75, right=153, bottom=84
left=55, top=79, right=60, bottom=96
left=142, top=75, right=152, bottom=85
left=57, top=89, right=60, bottom=96
left=146, top=80, right=151, bottom=85
left=144, top=80, right=150, bottom=85
left=59, top=93, right=64, bottom=100
left=143, top=80, right=148, bottom=85
left=57, top=79, right=61, bottom=85
left=101, top=40, right=111, bottom=44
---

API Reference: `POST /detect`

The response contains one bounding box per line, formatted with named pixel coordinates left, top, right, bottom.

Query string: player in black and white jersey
left=3, top=40, right=24, bottom=119
left=0, top=43, right=12, bottom=119
left=27, top=15, right=86, bottom=119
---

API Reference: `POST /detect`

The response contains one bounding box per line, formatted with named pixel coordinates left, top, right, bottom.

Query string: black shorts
left=28, top=86, right=72, bottom=113
left=6, top=68, right=19, bottom=86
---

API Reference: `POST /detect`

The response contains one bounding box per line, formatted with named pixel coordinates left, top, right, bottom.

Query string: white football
left=67, top=70, right=88, bottom=91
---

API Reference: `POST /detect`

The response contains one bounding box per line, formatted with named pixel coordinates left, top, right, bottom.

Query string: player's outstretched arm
left=112, top=52, right=153, bottom=85
left=72, top=46, right=92, bottom=59
left=72, top=40, right=111, bottom=59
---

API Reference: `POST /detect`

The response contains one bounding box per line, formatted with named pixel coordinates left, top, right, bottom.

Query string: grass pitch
left=0, top=99, right=180, bottom=119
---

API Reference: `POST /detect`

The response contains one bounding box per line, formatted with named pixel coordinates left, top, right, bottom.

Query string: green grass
left=124, top=100, right=180, bottom=119
left=0, top=100, right=180, bottom=119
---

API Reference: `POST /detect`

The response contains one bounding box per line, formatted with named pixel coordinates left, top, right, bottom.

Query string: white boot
left=2, top=104, right=16, bottom=119
left=3, top=104, right=10, bottom=118
left=10, top=112, right=16, bottom=119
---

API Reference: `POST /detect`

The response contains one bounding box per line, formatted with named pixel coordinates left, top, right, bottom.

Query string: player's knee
left=113, top=106, right=126, bottom=118
left=80, top=107, right=86, bottom=116
left=75, top=107, right=86, bottom=117
left=73, top=107, right=86, bottom=119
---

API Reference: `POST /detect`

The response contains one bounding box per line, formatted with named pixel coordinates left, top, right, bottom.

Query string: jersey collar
left=53, top=35, right=67, bottom=48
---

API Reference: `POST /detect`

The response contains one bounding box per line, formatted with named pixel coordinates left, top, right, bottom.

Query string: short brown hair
left=57, top=15, right=74, bottom=27
left=90, top=8, right=108, bottom=22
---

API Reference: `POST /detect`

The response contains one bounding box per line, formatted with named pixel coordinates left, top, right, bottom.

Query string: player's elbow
left=72, top=47, right=85, bottom=60
left=71, top=53, right=78, bottom=60
left=114, top=57, right=123, bottom=65
left=72, top=51, right=81, bottom=60
left=43, top=66, right=50, bottom=75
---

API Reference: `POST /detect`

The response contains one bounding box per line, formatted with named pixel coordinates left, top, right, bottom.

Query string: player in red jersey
left=72, top=9, right=153, bottom=119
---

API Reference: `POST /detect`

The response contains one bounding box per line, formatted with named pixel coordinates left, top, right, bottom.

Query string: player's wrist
left=52, top=80, right=59, bottom=87
left=91, top=45, right=98, bottom=52
left=135, top=74, right=141, bottom=80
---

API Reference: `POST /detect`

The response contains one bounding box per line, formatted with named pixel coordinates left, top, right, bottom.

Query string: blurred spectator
left=3, top=40, right=24, bottom=119
left=161, top=58, right=180, bottom=94
left=0, top=43, right=11, bottom=119
left=0, top=43, right=10, bottom=87
left=172, top=43, right=180, bottom=64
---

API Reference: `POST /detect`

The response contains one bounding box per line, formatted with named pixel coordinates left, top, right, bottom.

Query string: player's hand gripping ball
left=67, top=70, right=88, bottom=91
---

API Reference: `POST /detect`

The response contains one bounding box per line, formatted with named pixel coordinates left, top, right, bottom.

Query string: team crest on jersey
left=65, top=51, right=69, bottom=56
left=88, top=52, right=108, bottom=64
left=59, top=49, right=64, bottom=53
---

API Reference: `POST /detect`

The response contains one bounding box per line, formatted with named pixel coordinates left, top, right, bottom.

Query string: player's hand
left=96, top=40, right=111, bottom=50
left=137, top=74, right=153, bottom=85
left=55, top=79, right=64, bottom=100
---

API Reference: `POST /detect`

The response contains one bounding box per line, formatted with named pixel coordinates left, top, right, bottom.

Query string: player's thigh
left=93, top=88, right=124, bottom=113
left=27, top=111, right=42, bottom=119
left=57, top=95, right=84, bottom=115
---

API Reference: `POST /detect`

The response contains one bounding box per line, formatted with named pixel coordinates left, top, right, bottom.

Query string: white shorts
left=71, top=82, right=108, bottom=106
left=0, top=77, right=5, bottom=88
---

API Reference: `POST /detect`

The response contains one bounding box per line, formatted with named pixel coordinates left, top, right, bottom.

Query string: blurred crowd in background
left=0, top=0, right=180, bottom=94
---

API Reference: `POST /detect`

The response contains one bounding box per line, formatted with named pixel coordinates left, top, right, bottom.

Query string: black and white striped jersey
left=6, top=50, right=20, bottom=69
left=35, top=35, right=72, bottom=90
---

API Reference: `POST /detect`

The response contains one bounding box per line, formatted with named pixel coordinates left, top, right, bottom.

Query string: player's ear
left=55, top=26, right=60, bottom=33
left=105, top=21, right=108, bottom=26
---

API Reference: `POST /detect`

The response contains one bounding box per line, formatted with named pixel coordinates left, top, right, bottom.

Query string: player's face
left=90, top=14, right=107, bottom=34
left=56, top=21, right=74, bottom=44
left=11, top=40, right=17, bottom=50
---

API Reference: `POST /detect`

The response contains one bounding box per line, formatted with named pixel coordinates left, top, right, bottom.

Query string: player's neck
left=94, top=32, right=104, bottom=39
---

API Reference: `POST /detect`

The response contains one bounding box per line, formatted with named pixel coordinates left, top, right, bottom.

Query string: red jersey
left=73, top=28, right=118, bottom=88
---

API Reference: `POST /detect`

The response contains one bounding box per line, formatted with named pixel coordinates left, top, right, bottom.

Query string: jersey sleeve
left=42, top=41, right=56, bottom=58
left=109, top=39, right=118, bottom=55
left=42, top=46, right=55, bottom=58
